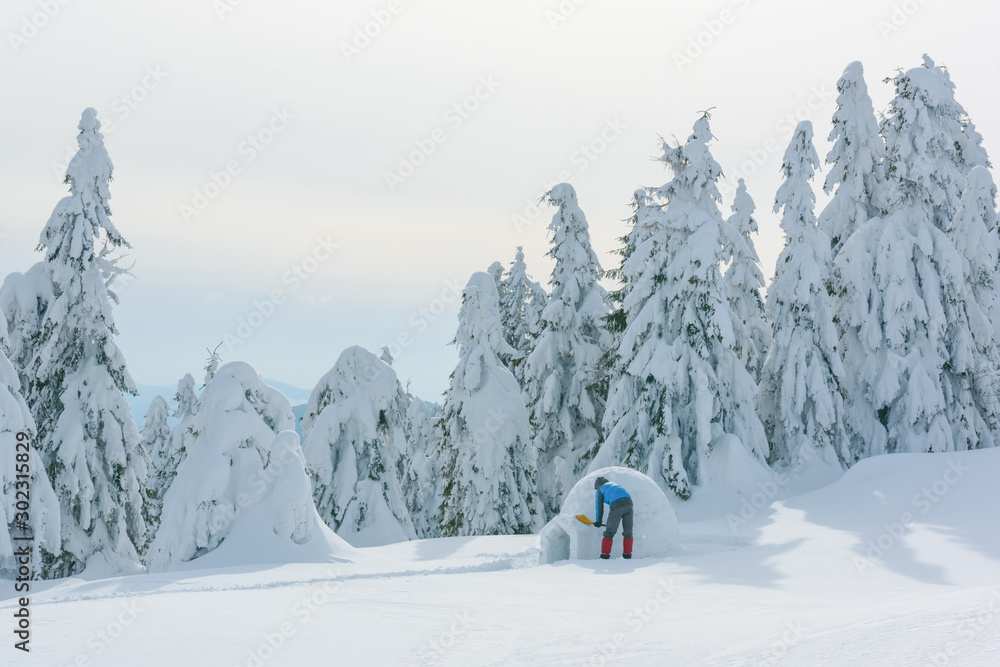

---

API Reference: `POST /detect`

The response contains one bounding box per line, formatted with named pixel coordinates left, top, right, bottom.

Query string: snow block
left=539, top=467, right=679, bottom=564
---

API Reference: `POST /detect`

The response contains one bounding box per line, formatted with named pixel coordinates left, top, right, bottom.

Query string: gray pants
left=604, top=498, right=634, bottom=540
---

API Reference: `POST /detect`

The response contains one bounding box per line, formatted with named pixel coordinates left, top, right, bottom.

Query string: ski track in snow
left=1, top=549, right=542, bottom=609
left=6, top=534, right=751, bottom=610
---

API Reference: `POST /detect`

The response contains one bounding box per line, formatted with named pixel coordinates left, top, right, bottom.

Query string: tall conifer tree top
left=29, top=109, right=147, bottom=577
left=820, top=61, right=887, bottom=254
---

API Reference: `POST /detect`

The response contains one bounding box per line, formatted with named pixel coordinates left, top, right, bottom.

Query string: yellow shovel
left=575, top=514, right=595, bottom=525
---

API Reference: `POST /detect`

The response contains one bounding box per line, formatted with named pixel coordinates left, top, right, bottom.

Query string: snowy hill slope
left=5, top=449, right=1000, bottom=665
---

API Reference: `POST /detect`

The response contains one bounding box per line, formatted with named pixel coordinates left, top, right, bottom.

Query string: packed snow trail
left=4, top=448, right=1000, bottom=665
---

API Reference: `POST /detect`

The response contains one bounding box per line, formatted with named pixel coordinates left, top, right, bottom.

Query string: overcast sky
left=1, top=0, right=997, bottom=402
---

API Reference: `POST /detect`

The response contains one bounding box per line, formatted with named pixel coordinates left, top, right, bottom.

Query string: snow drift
left=539, top=467, right=678, bottom=564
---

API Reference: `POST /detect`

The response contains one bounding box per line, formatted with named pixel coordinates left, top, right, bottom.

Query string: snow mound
left=701, top=433, right=777, bottom=495
left=539, top=467, right=678, bottom=564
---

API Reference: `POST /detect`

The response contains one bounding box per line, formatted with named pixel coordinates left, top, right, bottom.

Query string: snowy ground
left=5, top=449, right=1000, bottom=666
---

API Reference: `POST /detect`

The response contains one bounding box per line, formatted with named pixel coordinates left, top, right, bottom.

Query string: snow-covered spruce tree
left=487, top=261, right=506, bottom=288
left=880, top=56, right=989, bottom=232
left=522, top=184, right=611, bottom=518
left=438, top=272, right=543, bottom=536
left=23, top=109, right=149, bottom=576
left=758, top=122, right=850, bottom=469
left=141, top=395, right=172, bottom=535
left=203, top=344, right=222, bottom=387
left=400, top=397, right=441, bottom=539
left=723, top=179, right=771, bottom=382
left=147, top=362, right=314, bottom=570
left=301, top=346, right=416, bottom=546
left=0, top=334, right=61, bottom=577
left=947, top=166, right=1000, bottom=437
left=498, top=246, right=547, bottom=384
left=174, top=373, right=198, bottom=420
left=486, top=259, right=516, bottom=369
left=819, top=61, right=887, bottom=257
left=603, top=188, right=663, bottom=387
left=145, top=372, right=200, bottom=539
left=525, top=281, right=548, bottom=351
left=591, top=114, right=769, bottom=499
left=838, top=64, right=995, bottom=456
left=379, top=345, right=394, bottom=366
left=919, top=55, right=991, bottom=178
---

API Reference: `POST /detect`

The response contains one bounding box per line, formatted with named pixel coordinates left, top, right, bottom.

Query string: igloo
left=539, top=467, right=680, bottom=564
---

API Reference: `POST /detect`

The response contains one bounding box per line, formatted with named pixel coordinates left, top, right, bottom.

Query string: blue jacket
left=596, top=482, right=631, bottom=525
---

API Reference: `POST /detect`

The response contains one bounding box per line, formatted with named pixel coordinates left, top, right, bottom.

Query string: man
left=593, top=476, right=633, bottom=560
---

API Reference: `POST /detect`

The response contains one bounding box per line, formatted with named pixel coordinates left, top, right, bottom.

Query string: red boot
left=623, top=538, right=634, bottom=559
left=600, top=538, right=612, bottom=560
